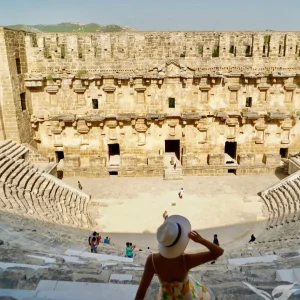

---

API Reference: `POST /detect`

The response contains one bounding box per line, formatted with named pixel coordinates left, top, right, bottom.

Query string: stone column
left=135, top=118, right=148, bottom=146
left=284, top=84, right=296, bottom=103
left=103, top=86, right=116, bottom=104
left=258, top=84, right=270, bottom=103
left=199, top=85, right=211, bottom=103
left=45, top=86, right=59, bottom=106
left=281, top=119, right=293, bottom=144
left=255, top=121, right=268, bottom=144
left=73, top=86, right=86, bottom=106
left=135, top=87, right=146, bottom=104
left=228, top=85, right=241, bottom=110
left=106, top=119, right=118, bottom=140
left=226, top=118, right=239, bottom=140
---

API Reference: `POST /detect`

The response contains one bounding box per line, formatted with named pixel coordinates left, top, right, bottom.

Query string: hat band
left=166, top=223, right=181, bottom=248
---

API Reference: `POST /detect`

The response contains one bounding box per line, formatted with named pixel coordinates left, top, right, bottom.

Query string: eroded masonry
left=0, top=28, right=300, bottom=178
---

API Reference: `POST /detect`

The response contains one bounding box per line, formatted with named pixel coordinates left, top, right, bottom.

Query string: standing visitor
left=91, top=237, right=98, bottom=253
left=135, top=215, right=224, bottom=299
left=211, top=234, right=219, bottom=264
left=178, top=188, right=184, bottom=199
left=78, top=181, right=82, bottom=190
left=88, top=232, right=100, bottom=252
left=162, top=210, right=168, bottom=220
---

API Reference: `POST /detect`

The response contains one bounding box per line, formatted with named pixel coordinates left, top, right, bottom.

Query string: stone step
left=32, top=280, right=138, bottom=300
left=0, top=139, right=13, bottom=150
left=7, top=145, right=28, bottom=160
left=0, top=140, right=14, bottom=153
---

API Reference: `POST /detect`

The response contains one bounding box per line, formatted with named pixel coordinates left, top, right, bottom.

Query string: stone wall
left=0, top=28, right=35, bottom=144
left=2, top=28, right=300, bottom=177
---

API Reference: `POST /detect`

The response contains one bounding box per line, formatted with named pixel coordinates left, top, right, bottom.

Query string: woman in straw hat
left=135, top=215, right=224, bottom=300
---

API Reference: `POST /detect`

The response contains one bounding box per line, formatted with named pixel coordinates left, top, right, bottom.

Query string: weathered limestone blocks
left=89, top=156, right=106, bottom=167
left=208, top=154, right=225, bottom=165
left=237, top=153, right=255, bottom=165
left=263, top=153, right=281, bottom=165
left=120, top=154, right=137, bottom=168
left=147, top=155, right=163, bottom=167
left=64, top=156, right=81, bottom=168
left=182, top=153, right=204, bottom=167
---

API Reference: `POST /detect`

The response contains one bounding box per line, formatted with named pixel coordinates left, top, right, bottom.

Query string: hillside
left=6, top=22, right=137, bottom=33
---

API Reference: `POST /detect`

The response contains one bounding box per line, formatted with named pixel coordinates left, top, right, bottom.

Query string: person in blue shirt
left=104, top=236, right=110, bottom=244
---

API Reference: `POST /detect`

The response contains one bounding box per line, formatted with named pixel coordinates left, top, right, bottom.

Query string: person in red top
left=88, top=232, right=101, bottom=252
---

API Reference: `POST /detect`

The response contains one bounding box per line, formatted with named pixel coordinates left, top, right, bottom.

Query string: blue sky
left=0, top=0, right=298, bottom=31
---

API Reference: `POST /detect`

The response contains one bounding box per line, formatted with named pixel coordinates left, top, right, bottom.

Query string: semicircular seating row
left=259, top=170, right=300, bottom=243
left=0, top=140, right=92, bottom=228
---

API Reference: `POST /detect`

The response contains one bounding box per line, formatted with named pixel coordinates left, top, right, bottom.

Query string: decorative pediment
left=149, top=60, right=195, bottom=78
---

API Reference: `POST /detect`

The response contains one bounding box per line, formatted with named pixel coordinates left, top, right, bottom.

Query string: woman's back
left=134, top=216, right=224, bottom=300
left=152, top=253, right=187, bottom=282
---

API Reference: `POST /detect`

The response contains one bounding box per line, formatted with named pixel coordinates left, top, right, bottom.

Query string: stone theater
left=0, top=28, right=299, bottom=179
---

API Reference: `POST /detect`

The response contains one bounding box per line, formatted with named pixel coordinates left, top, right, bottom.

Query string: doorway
left=224, top=141, right=237, bottom=160
left=108, top=143, right=120, bottom=157
left=108, top=143, right=120, bottom=165
left=280, top=148, right=288, bottom=158
left=55, top=151, right=64, bottom=162
left=165, top=140, right=180, bottom=160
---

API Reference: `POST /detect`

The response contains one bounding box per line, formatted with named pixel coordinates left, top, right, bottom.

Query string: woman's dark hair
left=126, top=242, right=129, bottom=246
left=92, top=237, right=96, bottom=241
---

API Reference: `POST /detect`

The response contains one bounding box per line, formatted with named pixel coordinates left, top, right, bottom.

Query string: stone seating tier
left=0, top=141, right=92, bottom=228
left=259, top=170, right=300, bottom=243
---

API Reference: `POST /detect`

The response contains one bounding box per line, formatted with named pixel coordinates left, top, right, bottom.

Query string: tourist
left=88, top=232, right=100, bottom=252
left=249, top=234, right=256, bottom=243
left=178, top=188, right=184, bottom=199
left=162, top=210, right=168, bottom=220
left=174, top=161, right=177, bottom=170
left=146, top=247, right=152, bottom=254
left=126, top=242, right=136, bottom=258
left=91, top=237, right=98, bottom=253
left=211, top=234, right=220, bottom=264
left=78, top=181, right=82, bottom=190
left=104, top=236, right=110, bottom=244
left=134, top=215, right=224, bottom=299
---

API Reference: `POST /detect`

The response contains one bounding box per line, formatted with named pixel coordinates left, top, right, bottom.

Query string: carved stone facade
left=1, top=28, right=300, bottom=177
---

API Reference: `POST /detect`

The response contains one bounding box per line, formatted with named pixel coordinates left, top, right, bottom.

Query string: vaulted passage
left=108, top=143, right=120, bottom=158
left=225, top=141, right=237, bottom=160
left=165, top=140, right=180, bottom=160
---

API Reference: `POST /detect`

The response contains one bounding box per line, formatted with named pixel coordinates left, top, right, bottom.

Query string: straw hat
left=156, top=215, right=191, bottom=259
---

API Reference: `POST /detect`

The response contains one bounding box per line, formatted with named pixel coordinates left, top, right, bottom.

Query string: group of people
left=88, top=232, right=111, bottom=253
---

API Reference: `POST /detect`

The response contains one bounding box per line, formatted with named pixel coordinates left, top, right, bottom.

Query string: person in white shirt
left=178, top=188, right=184, bottom=199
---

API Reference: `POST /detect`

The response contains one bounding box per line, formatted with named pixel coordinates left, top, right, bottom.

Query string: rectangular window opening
left=246, top=97, right=252, bottom=107
left=229, top=45, right=235, bottom=54
left=16, top=58, right=21, bottom=74
left=20, top=93, right=26, bottom=111
left=92, top=99, right=98, bottom=109
left=168, top=97, right=175, bottom=108
left=212, top=46, right=219, bottom=57
left=61, top=45, right=66, bottom=59
left=245, top=45, right=252, bottom=57
left=198, top=46, right=203, bottom=56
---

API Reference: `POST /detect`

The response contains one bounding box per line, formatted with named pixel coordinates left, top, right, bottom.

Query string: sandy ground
left=63, top=174, right=280, bottom=250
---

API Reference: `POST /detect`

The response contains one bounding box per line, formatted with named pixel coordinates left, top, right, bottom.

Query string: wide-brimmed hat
left=156, top=215, right=191, bottom=259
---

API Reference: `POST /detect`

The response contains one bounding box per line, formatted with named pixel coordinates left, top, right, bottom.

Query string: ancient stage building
left=0, top=28, right=300, bottom=178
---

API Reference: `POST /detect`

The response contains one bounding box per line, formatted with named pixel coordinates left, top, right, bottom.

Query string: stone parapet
left=263, top=153, right=281, bottom=165
left=237, top=153, right=255, bottom=165
left=208, top=154, right=225, bottom=165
